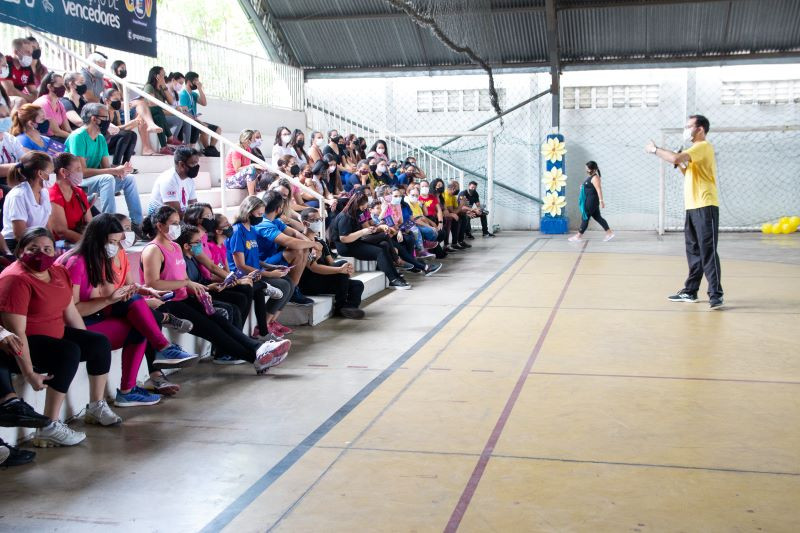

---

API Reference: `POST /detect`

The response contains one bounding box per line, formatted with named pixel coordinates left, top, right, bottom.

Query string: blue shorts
left=263, top=250, right=288, bottom=267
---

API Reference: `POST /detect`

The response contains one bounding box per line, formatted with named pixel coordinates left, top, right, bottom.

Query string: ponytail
left=8, top=151, right=51, bottom=187
left=141, top=205, right=177, bottom=240
left=586, top=160, right=601, bottom=178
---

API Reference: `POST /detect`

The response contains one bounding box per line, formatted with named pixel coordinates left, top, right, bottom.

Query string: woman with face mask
left=142, top=66, right=180, bottom=154
left=307, top=131, right=325, bottom=164
left=100, top=88, right=139, bottom=166
left=48, top=153, right=92, bottom=243
left=60, top=214, right=198, bottom=407
left=290, top=129, right=308, bottom=169
left=26, top=37, right=48, bottom=89
left=32, top=72, right=71, bottom=142
left=0, top=226, right=118, bottom=447
left=1, top=151, right=53, bottom=253
left=11, top=103, right=64, bottom=156
left=569, top=161, right=615, bottom=242
left=369, top=139, right=389, bottom=163
left=271, top=126, right=295, bottom=164
left=225, top=129, right=271, bottom=196
left=60, top=71, right=88, bottom=130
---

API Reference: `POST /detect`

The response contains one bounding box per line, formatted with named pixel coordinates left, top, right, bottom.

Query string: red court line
left=444, top=240, right=588, bottom=532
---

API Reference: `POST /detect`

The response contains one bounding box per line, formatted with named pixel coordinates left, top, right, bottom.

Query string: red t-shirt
left=419, top=194, right=440, bottom=217
left=49, top=184, right=89, bottom=241
left=0, top=261, right=73, bottom=338
left=3, top=56, right=35, bottom=91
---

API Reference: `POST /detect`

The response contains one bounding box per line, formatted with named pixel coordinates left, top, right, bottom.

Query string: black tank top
left=582, top=175, right=598, bottom=198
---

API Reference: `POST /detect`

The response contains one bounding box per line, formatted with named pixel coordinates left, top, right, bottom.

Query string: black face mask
left=110, top=100, right=122, bottom=110
left=75, top=84, right=88, bottom=96
left=186, top=163, right=201, bottom=178
left=390, top=166, right=397, bottom=172
left=118, top=69, right=127, bottom=79
left=36, top=120, right=50, bottom=134
left=296, top=139, right=304, bottom=148
left=436, top=186, right=444, bottom=193
left=98, top=118, right=111, bottom=135
left=337, top=143, right=346, bottom=152
left=190, top=82, right=197, bottom=90
left=249, top=215, right=263, bottom=226
left=200, top=218, right=216, bottom=233
left=32, top=49, right=42, bottom=60
left=290, top=164, right=300, bottom=176
left=369, top=164, right=377, bottom=173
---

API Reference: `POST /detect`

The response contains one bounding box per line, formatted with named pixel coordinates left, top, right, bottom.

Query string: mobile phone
left=160, top=291, right=175, bottom=301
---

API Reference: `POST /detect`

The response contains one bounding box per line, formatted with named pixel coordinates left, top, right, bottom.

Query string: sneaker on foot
left=444, top=246, right=458, bottom=253
left=0, top=397, right=51, bottom=428
left=567, top=234, right=583, bottom=242
left=338, top=307, right=365, bottom=319
left=254, top=338, right=292, bottom=374
left=458, top=241, right=472, bottom=249
left=84, top=400, right=122, bottom=426
left=0, top=439, right=36, bottom=466
left=465, top=233, right=475, bottom=240
left=667, top=290, right=698, bottom=303
left=213, top=355, right=247, bottom=365
left=114, top=387, right=161, bottom=407
left=424, top=263, right=443, bottom=277
left=389, top=278, right=411, bottom=290
left=34, top=421, right=86, bottom=447
left=162, top=313, right=193, bottom=333
left=271, top=322, right=293, bottom=336
left=153, top=344, right=199, bottom=369
left=263, top=283, right=284, bottom=300
left=710, top=297, right=725, bottom=310
left=144, top=373, right=181, bottom=396
left=418, top=251, right=435, bottom=259
left=290, top=287, right=314, bottom=305
left=482, top=232, right=495, bottom=237
left=398, top=261, right=415, bottom=271
left=604, top=233, right=616, bottom=242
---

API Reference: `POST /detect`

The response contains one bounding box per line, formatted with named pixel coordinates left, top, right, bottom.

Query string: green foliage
left=157, top=0, right=262, bottom=55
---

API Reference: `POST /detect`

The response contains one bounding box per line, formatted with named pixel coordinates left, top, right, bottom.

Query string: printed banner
left=0, top=0, right=157, bottom=57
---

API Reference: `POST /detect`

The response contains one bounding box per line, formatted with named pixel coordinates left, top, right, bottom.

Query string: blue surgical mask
left=190, top=243, right=203, bottom=256
left=0, top=117, right=11, bottom=133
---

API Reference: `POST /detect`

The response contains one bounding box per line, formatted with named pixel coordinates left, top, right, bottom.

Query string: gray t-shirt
left=80, top=67, right=105, bottom=100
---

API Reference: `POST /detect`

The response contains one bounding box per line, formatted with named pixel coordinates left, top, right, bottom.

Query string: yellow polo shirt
left=683, top=141, right=719, bottom=210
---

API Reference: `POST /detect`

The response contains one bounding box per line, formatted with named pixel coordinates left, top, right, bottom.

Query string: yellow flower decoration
left=542, top=168, right=567, bottom=193
left=541, top=138, right=567, bottom=163
left=542, top=191, right=567, bottom=217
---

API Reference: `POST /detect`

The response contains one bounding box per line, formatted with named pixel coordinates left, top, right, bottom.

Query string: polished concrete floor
left=1, top=231, right=799, bottom=532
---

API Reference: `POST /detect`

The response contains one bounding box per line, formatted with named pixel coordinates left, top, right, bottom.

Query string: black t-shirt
left=461, top=189, right=480, bottom=207
left=322, top=145, right=341, bottom=164
left=61, top=96, right=86, bottom=130
left=331, top=212, right=360, bottom=244
left=314, top=237, right=332, bottom=265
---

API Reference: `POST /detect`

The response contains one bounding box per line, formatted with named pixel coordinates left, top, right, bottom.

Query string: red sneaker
left=167, top=137, right=182, bottom=146
left=272, top=322, right=293, bottom=336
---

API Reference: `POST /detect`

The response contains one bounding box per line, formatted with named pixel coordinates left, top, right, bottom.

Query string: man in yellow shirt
left=645, top=114, right=723, bottom=310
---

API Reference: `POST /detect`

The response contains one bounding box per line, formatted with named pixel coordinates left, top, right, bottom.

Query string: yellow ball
left=790, top=216, right=800, bottom=226
left=781, top=223, right=793, bottom=234
left=761, top=223, right=772, bottom=234
left=772, top=223, right=782, bottom=233
left=780, top=216, right=791, bottom=225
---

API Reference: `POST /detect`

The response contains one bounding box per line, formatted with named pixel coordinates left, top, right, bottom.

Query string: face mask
left=0, top=66, right=8, bottom=79
left=315, top=138, right=325, bottom=148
left=37, top=120, right=50, bottom=134
left=390, top=165, right=397, bottom=172
left=359, top=169, right=369, bottom=175
left=377, top=165, right=386, bottom=175
left=75, top=84, right=88, bottom=96
left=436, top=186, right=444, bottom=193
left=281, top=134, right=291, bottom=145
left=407, top=195, right=419, bottom=203
left=249, top=215, right=263, bottom=226
left=683, top=127, right=694, bottom=143
left=175, top=83, right=184, bottom=93
left=118, top=69, right=127, bottom=79
left=308, top=220, right=322, bottom=233
left=452, top=188, right=460, bottom=195
left=249, top=138, right=262, bottom=149
left=200, top=218, right=216, bottom=233
left=20, top=250, right=56, bottom=272
left=337, top=143, right=346, bottom=152
left=420, top=186, right=430, bottom=195
left=105, top=243, right=119, bottom=258
left=186, top=163, right=200, bottom=179
left=221, top=226, right=233, bottom=239
left=296, top=139, right=304, bottom=148
left=391, top=196, right=402, bottom=205
left=45, top=172, right=57, bottom=187
left=68, top=171, right=83, bottom=187
left=328, top=164, right=337, bottom=173
left=0, top=117, right=10, bottom=133
left=32, top=49, right=42, bottom=60
left=190, top=243, right=203, bottom=256
left=376, top=147, right=385, bottom=155
left=167, top=224, right=181, bottom=241
left=369, top=164, right=377, bottom=173
left=110, top=100, right=122, bottom=110
left=290, top=164, right=300, bottom=176
left=121, top=231, right=135, bottom=249
left=53, top=86, right=66, bottom=98
left=19, top=55, right=33, bottom=68
left=98, top=118, right=111, bottom=136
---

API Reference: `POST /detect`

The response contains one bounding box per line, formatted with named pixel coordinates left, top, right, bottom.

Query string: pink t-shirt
left=198, top=232, right=212, bottom=280
left=33, top=95, right=67, bottom=136
left=142, top=240, right=188, bottom=301
left=224, top=146, right=254, bottom=177
left=206, top=240, right=228, bottom=271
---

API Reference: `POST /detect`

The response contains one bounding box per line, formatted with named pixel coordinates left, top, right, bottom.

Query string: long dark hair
left=142, top=205, right=178, bottom=240
left=586, top=160, right=601, bottom=178
left=183, top=204, right=209, bottom=227
left=290, top=129, right=308, bottom=161
left=430, top=178, right=446, bottom=202
left=343, top=190, right=368, bottom=220
left=146, top=66, right=164, bottom=89
left=369, top=139, right=388, bottom=158
left=74, top=213, right=124, bottom=286
left=36, top=71, right=61, bottom=98
left=274, top=126, right=290, bottom=147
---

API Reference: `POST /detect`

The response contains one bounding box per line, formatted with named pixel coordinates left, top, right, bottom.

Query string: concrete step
left=116, top=187, right=225, bottom=216
left=131, top=155, right=222, bottom=187
left=133, top=170, right=212, bottom=195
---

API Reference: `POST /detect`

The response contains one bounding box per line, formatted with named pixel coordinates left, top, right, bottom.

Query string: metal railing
left=0, top=22, right=304, bottom=111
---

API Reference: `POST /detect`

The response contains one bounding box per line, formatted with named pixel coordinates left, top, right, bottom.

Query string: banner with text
left=0, top=0, right=157, bottom=57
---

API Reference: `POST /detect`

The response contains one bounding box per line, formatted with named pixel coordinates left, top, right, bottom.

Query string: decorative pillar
left=539, top=133, right=568, bottom=234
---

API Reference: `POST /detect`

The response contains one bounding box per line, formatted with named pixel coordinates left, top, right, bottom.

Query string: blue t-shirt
left=16, top=133, right=63, bottom=157
left=254, top=217, right=287, bottom=261
left=344, top=172, right=361, bottom=192
left=396, top=173, right=410, bottom=186
left=226, top=222, right=261, bottom=271
left=400, top=203, right=413, bottom=222
left=179, top=89, right=199, bottom=116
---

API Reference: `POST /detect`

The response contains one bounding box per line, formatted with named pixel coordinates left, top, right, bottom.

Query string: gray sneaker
left=84, top=400, right=122, bottom=426
left=264, top=283, right=284, bottom=300
left=33, top=421, right=86, bottom=447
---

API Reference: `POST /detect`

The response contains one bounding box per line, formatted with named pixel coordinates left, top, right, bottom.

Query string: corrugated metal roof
left=256, top=0, right=800, bottom=71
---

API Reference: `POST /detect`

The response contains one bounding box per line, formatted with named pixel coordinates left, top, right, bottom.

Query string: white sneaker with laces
left=33, top=421, right=86, bottom=447
left=568, top=234, right=582, bottom=242
left=84, top=400, right=122, bottom=426
left=604, top=233, right=616, bottom=242
left=263, top=283, right=284, bottom=300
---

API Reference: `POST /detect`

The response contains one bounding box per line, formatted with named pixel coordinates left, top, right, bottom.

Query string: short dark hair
left=174, top=146, right=200, bottom=165
left=468, top=180, right=478, bottom=187
left=54, top=152, right=79, bottom=174
left=185, top=71, right=199, bottom=82
left=15, top=227, right=54, bottom=258
left=690, top=114, right=710, bottom=134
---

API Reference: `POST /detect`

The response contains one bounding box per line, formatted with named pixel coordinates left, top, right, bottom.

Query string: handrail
left=28, top=28, right=327, bottom=224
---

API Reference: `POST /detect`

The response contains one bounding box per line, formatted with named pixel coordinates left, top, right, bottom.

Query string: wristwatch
left=649, top=145, right=658, bottom=154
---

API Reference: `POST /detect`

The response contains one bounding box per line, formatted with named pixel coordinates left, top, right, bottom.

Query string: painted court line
left=444, top=240, right=588, bottom=533
left=199, top=238, right=544, bottom=533
left=530, top=371, right=800, bottom=386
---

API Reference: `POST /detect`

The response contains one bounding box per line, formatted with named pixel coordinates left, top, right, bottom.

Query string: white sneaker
left=33, top=421, right=86, bottom=447
left=567, top=234, right=582, bottom=242
left=263, top=283, right=284, bottom=300
left=84, top=400, right=122, bottom=426
left=0, top=444, right=9, bottom=465
left=603, top=233, right=616, bottom=242
left=254, top=339, right=291, bottom=375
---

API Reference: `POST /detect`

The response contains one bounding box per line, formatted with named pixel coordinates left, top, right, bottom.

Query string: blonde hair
left=10, top=104, right=42, bottom=136
left=238, top=129, right=255, bottom=148
left=235, top=195, right=265, bottom=224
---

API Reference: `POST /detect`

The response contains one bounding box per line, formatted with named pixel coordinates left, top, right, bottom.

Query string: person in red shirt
left=49, top=152, right=93, bottom=243
left=0, top=227, right=121, bottom=448
left=1, top=38, right=38, bottom=103
left=416, top=179, right=449, bottom=258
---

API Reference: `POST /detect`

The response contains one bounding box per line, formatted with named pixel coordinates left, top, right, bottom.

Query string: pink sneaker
left=254, top=339, right=291, bottom=374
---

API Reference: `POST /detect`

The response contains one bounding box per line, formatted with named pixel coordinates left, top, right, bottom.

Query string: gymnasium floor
left=2, top=231, right=799, bottom=532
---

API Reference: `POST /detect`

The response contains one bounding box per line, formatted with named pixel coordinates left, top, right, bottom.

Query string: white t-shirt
left=271, top=144, right=294, bottom=165
left=2, top=182, right=52, bottom=239
left=148, top=168, right=197, bottom=214
left=0, top=133, right=25, bottom=164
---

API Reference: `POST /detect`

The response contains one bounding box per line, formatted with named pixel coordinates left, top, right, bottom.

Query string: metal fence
left=0, top=22, right=304, bottom=111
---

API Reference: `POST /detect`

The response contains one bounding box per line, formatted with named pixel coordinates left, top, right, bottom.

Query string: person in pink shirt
left=32, top=72, right=71, bottom=142
left=224, top=129, right=270, bottom=196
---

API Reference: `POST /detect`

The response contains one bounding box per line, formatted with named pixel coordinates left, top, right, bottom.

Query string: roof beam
left=545, top=0, right=561, bottom=129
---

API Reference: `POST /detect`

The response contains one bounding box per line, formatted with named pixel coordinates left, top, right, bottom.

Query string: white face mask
left=121, top=231, right=136, bottom=249
left=68, top=171, right=83, bottom=187
left=315, top=138, right=325, bottom=148
left=376, top=147, right=385, bottom=155
left=308, top=220, right=323, bottom=233
left=683, top=127, right=694, bottom=143
left=175, top=83, right=184, bottom=93
left=407, top=195, right=419, bottom=203
left=250, top=138, right=263, bottom=149
left=391, top=196, right=402, bottom=205
left=281, top=134, right=292, bottom=145
left=0, top=66, right=8, bottom=79
left=420, top=186, right=430, bottom=195
left=45, top=173, right=57, bottom=187
left=328, top=164, right=336, bottom=173
left=167, top=224, right=181, bottom=241
left=376, top=165, right=386, bottom=175
left=19, top=55, right=33, bottom=68
left=105, top=243, right=119, bottom=258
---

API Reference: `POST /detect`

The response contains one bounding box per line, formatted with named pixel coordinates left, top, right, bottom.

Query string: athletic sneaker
left=482, top=232, right=495, bottom=237
left=0, top=397, right=51, bottom=428
left=163, top=313, right=193, bottom=333
left=153, top=344, right=199, bottom=369
left=213, top=355, right=247, bottom=365
left=710, top=297, right=725, bottom=310
left=0, top=439, right=36, bottom=466
left=465, top=233, right=475, bottom=240
left=114, top=387, right=161, bottom=407
left=270, top=322, right=293, bottom=336
left=458, top=241, right=472, bottom=249
left=667, top=290, right=698, bottom=303
left=567, top=234, right=583, bottom=242
left=399, top=261, right=415, bottom=271
left=34, top=421, right=86, bottom=447
left=418, top=251, right=436, bottom=259
left=604, top=233, right=616, bottom=242
left=444, top=246, right=458, bottom=253
left=254, top=338, right=292, bottom=374
left=144, top=373, right=181, bottom=396
left=290, top=287, right=314, bottom=305
left=84, top=400, right=122, bottom=426
left=389, top=278, right=411, bottom=290
left=424, top=263, right=443, bottom=277
left=338, top=307, right=365, bottom=319
left=264, top=283, right=284, bottom=300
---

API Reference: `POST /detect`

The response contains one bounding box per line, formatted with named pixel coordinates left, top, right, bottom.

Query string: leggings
left=299, top=272, right=364, bottom=310
left=394, top=235, right=425, bottom=270
left=106, top=130, right=137, bottom=165
left=149, top=106, right=170, bottom=148
left=253, top=278, right=293, bottom=332
left=0, top=328, right=112, bottom=395
left=336, top=238, right=400, bottom=281
left=160, top=297, right=260, bottom=363
left=85, top=296, right=170, bottom=390
left=579, top=197, right=609, bottom=234
left=212, top=284, right=253, bottom=329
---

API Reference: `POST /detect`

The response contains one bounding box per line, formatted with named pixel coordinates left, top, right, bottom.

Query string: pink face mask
left=19, top=251, right=56, bottom=272
left=68, top=171, right=83, bottom=187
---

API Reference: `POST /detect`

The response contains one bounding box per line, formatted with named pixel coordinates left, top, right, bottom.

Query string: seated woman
left=165, top=72, right=191, bottom=144
left=1, top=151, right=52, bottom=253
left=298, top=208, right=365, bottom=319
left=48, top=152, right=92, bottom=244
left=32, top=72, right=72, bottom=143
left=369, top=139, right=390, bottom=163
left=227, top=196, right=294, bottom=339
left=289, top=129, right=308, bottom=169
left=224, top=129, right=270, bottom=196
left=271, top=126, right=294, bottom=164
left=0, top=227, right=121, bottom=448
left=275, top=155, right=310, bottom=212
left=12, top=103, right=64, bottom=156
left=101, top=88, right=139, bottom=166
left=61, top=214, right=198, bottom=406
left=330, top=191, right=410, bottom=290
left=141, top=206, right=289, bottom=374
left=367, top=195, right=429, bottom=274
left=142, top=66, right=180, bottom=155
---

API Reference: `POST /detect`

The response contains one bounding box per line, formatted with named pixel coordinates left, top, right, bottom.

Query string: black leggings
left=161, top=297, right=260, bottom=363
left=107, top=130, right=137, bottom=165
left=579, top=196, right=610, bottom=233
left=253, top=278, right=293, bottom=333
left=212, top=284, right=254, bottom=329
left=299, top=272, right=364, bottom=310
left=394, top=235, right=425, bottom=270
left=0, top=328, right=111, bottom=395
left=336, top=238, right=400, bottom=281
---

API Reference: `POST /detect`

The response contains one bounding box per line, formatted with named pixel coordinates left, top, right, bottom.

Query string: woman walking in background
left=569, top=161, right=615, bottom=242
